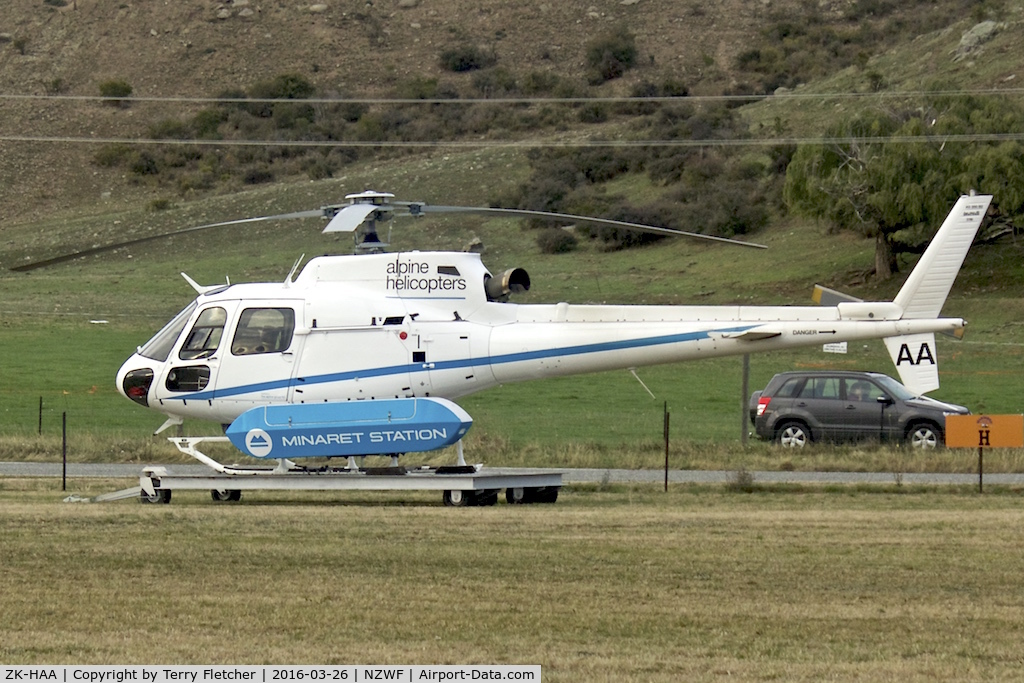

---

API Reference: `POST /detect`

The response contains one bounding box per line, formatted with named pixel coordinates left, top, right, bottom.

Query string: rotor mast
left=345, top=190, right=393, bottom=254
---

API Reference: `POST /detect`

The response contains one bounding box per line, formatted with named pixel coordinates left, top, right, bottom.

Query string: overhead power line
left=1, top=88, right=1024, bottom=106
left=3, top=133, right=1024, bottom=148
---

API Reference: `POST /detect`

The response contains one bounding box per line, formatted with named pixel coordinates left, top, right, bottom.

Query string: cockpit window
left=179, top=307, right=228, bottom=360
left=138, top=302, right=198, bottom=362
left=231, top=308, right=295, bottom=355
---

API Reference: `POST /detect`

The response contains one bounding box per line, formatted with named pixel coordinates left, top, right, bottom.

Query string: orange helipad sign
left=946, top=414, right=1024, bottom=448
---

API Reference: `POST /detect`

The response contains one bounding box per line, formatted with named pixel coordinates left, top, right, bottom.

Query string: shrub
left=92, top=144, right=133, bottom=168
left=578, top=102, right=609, bottom=124
left=148, top=118, right=191, bottom=140
left=272, top=102, right=315, bottom=130
left=98, top=79, right=133, bottom=106
left=216, top=88, right=249, bottom=110
left=585, top=27, right=637, bottom=83
left=439, top=44, right=497, bottom=72
left=393, top=76, right=442, bottom=100
left=303, top=157, right=335, bottom=181
left=245, top=74, right=315, bottom=118
left=471, top=67, right=518, bottom=97
left=177, top=172, right=216, bottom=195
left=519, top=70, right=563, bottom=95
left=243, top=167, right=274, bottom=185
left=352, top=114, right=386, bottom=142
left=191, top=109, right=228, bottom=139
left=249, top=73, right=315, bottom=100
left=536, top=228, right=578, bottom=254
left=45, top=78, right=67, bottom=95
left=128, top=151, right=159, bottom=176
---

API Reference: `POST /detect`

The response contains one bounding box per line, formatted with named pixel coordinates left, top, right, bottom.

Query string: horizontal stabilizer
left=812, top=284, right=862, bottom=306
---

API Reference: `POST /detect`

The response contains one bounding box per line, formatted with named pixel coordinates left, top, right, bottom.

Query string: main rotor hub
left=345, top=190, right=395, bottom=205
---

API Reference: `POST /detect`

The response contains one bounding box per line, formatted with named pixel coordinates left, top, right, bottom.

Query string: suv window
left=844, top=378, right=885, bottom=402
left=799, top=377, right=840, bottom=399
left=776, top=377, right=804, bottom=398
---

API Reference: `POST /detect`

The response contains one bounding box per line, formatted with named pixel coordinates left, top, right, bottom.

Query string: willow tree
left=784, top=95, right=1024, bottom=280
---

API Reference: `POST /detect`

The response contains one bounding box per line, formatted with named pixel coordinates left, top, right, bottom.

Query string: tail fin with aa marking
left=884, top=193, right=992, bottom=393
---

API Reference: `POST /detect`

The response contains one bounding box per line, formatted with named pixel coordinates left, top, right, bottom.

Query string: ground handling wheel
left=443, top=489, right=501, bottom=506
left=140, top=489, right=171, bottom=504
left=443, top=489, right=471, bottom=507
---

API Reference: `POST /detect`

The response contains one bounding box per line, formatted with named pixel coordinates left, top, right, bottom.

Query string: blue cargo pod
left=225, top=397, right=472, bottom=458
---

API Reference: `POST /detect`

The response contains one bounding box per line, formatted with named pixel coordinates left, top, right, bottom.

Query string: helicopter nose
left=120, top=367, right=155, bottom=408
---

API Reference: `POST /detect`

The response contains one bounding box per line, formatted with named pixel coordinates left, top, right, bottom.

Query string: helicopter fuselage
left=116, top=249, right=966, bottom=428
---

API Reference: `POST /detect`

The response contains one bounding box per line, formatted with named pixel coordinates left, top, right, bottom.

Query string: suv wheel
left=906, top=423, right=940, bottom=449
left=776, top=422, right=810, bottom=448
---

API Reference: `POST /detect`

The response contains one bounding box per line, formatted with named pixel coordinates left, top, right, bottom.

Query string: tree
left=784, top=95, right=1024, bottom=280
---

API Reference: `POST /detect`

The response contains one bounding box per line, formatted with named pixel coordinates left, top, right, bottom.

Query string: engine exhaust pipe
left=484, top=268, right=531, bottom=301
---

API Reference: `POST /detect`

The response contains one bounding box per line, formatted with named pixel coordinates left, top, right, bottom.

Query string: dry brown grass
left=2, top=480, right=1023, bottom=680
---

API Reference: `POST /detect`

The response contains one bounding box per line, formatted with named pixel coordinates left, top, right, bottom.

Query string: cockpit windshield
left=138, top=302, right=198, bottom=361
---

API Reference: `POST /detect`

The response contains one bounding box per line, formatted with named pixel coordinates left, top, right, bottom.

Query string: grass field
left=2, top=480, right=1023, bottom=681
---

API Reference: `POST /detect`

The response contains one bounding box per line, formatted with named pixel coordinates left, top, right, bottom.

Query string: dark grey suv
left=749, top=371, right=969, bottom=448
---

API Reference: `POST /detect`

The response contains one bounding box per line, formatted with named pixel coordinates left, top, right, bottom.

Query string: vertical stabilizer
left=883, top=194, right=991, bottom=394
left=893, top=194, right=991, bottom=320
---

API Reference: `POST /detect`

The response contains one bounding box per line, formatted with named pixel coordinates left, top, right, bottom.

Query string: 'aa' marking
left=896, top=342, right=935, bottom=366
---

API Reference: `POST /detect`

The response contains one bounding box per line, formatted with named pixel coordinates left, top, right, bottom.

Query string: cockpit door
left=152, top=301, right=241, bottom=418
left=213, top=301, right=304, bottom=412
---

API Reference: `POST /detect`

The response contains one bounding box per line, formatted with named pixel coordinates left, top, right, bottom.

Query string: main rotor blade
left=10, top=209, right=323, bottom=272
left=417, top=205, right=768, bottom=249
left=323, top=203, right=381, bottom=233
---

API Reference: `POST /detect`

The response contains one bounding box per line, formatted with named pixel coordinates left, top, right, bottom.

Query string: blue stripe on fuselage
left=172, top=325, right=756, bottom=401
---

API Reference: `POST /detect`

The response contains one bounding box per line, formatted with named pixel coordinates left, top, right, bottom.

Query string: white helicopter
left=16, top=190, right=992, bottom=471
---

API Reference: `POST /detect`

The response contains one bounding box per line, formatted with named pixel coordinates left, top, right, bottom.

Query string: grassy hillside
left=1, top=147, right=1022, bottom=472
left=1, top=0, right=1016, bottom=225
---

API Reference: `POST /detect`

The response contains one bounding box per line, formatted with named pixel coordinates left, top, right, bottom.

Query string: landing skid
left=170, top=436, right=300, bottom=474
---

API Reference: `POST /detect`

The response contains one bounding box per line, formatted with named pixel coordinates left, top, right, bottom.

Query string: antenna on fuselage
left=629, top=368, right=656, bottom=399
left=285, top=254, right=305, bottom=287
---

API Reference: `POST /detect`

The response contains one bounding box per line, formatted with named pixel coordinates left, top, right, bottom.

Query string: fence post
left=62, top=412, right=67, bottom=492
left=663, top=401, right=669, bottom=492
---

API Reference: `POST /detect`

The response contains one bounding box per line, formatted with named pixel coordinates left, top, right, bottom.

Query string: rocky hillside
left=2, top=0, right=785, bottom=99
left=0, top=0, right=1013, bottom=226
